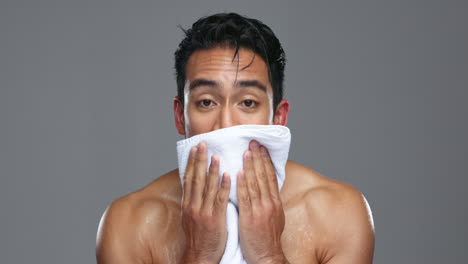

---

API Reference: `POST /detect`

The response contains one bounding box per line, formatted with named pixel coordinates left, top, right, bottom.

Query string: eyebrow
left=189, top=78, right=267, bottom=93
left=188, top=78, right=220, bottom=91
left=236, top=80, right=267, bottom=93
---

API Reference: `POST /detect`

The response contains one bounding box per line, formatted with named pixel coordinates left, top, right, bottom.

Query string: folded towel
left=176, top=124, right=291, bottom=264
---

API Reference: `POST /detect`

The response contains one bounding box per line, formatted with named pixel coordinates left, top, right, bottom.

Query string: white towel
left=176, top=124, right=291, bottom=264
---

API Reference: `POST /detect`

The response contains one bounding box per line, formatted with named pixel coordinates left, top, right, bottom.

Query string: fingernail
left=250, top=140, right=259, bottom=150
left=198, top=142, right=205, bottom=153
left=211, top=155, right=218, bottom=165
left=245, top=151, right=252, bottom=160
left=224, top=172, right=230, bottom=181
left=191, top=147, right=197, bottom=154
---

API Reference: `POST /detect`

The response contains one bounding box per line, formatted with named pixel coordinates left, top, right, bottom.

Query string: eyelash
left=196, top=99, right=259, bottom=109
left=196, top=99, right=215, bottom=108
left=241, top=99, right=258, bottom=108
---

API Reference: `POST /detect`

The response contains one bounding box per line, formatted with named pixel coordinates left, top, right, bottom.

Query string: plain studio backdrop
left=1, top=0, right=467, bottom=263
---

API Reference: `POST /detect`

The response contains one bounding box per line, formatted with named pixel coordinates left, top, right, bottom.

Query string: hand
left=237, top=140, right=288, bottom=264
left=180, top=142, right=231, bottom=264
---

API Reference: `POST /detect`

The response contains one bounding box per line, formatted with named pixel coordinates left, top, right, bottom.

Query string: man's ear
left=173, top=96, right=186, bottom=135
left=273, top=99, right=290, bottom=126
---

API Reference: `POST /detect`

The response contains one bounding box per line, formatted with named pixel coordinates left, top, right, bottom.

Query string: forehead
left=185, top=46, right=271, bottom=92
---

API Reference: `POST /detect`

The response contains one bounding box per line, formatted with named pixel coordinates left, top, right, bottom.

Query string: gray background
left=1, top=0, right=467, bottom=263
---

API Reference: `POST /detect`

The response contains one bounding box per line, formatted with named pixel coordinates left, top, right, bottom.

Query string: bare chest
left=149, top=205, right=321, bottom=264
left=281, top=204, right=322, bottom=264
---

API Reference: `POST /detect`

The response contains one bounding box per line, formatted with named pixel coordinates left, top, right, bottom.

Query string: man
left=96, top=13, right=375, bottom=264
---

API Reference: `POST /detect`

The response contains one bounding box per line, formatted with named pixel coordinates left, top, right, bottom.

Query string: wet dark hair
left=174, top=12, right=286, bottom=112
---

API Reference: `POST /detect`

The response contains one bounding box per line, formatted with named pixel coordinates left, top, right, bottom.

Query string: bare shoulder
left=285, top=160, right=375, bottom=263
left=285, top=160, right=374, bottom=222
left=283, top=160, right=361, bottom=202
left=96, top=169, right=182, bottom=263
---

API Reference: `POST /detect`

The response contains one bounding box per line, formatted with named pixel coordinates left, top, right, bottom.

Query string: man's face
left=174, top=46, right=289, bottom=137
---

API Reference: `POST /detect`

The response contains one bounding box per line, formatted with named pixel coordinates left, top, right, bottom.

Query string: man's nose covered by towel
left=177, top=124, right=291, bottom=264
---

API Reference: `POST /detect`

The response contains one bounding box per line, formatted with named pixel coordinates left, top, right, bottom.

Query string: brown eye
left=242, top=99, right=257, bottom=108
left=198, top=99, right=214, bottom=108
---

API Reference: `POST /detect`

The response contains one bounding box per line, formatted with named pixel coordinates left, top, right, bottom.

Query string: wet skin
left=96, top=47, right=375, bottom=264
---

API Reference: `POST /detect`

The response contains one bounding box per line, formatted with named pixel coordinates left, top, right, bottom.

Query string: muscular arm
left=323, top=187, right=375, bottom=264
left=96, top=197, right=153, bottom=264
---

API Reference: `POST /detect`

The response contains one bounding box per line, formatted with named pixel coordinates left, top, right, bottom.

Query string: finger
left=191, top=142, right=207, bottom=209
left=182, top=146, right=197, bottom=208
left=243, top=150, right=260, bottom=208
left=214, top=172, right=231, bottom=215
left=249, top=140, right=270, bottom=201
left=260, top=146, right=280, bottom=201
left=236, top=170, right=251, bottom=213
left=201, top=154, right=219, bottom=212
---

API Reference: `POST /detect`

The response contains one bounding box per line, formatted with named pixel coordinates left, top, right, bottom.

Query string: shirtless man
left=96, top=13, right=375, bottom=264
